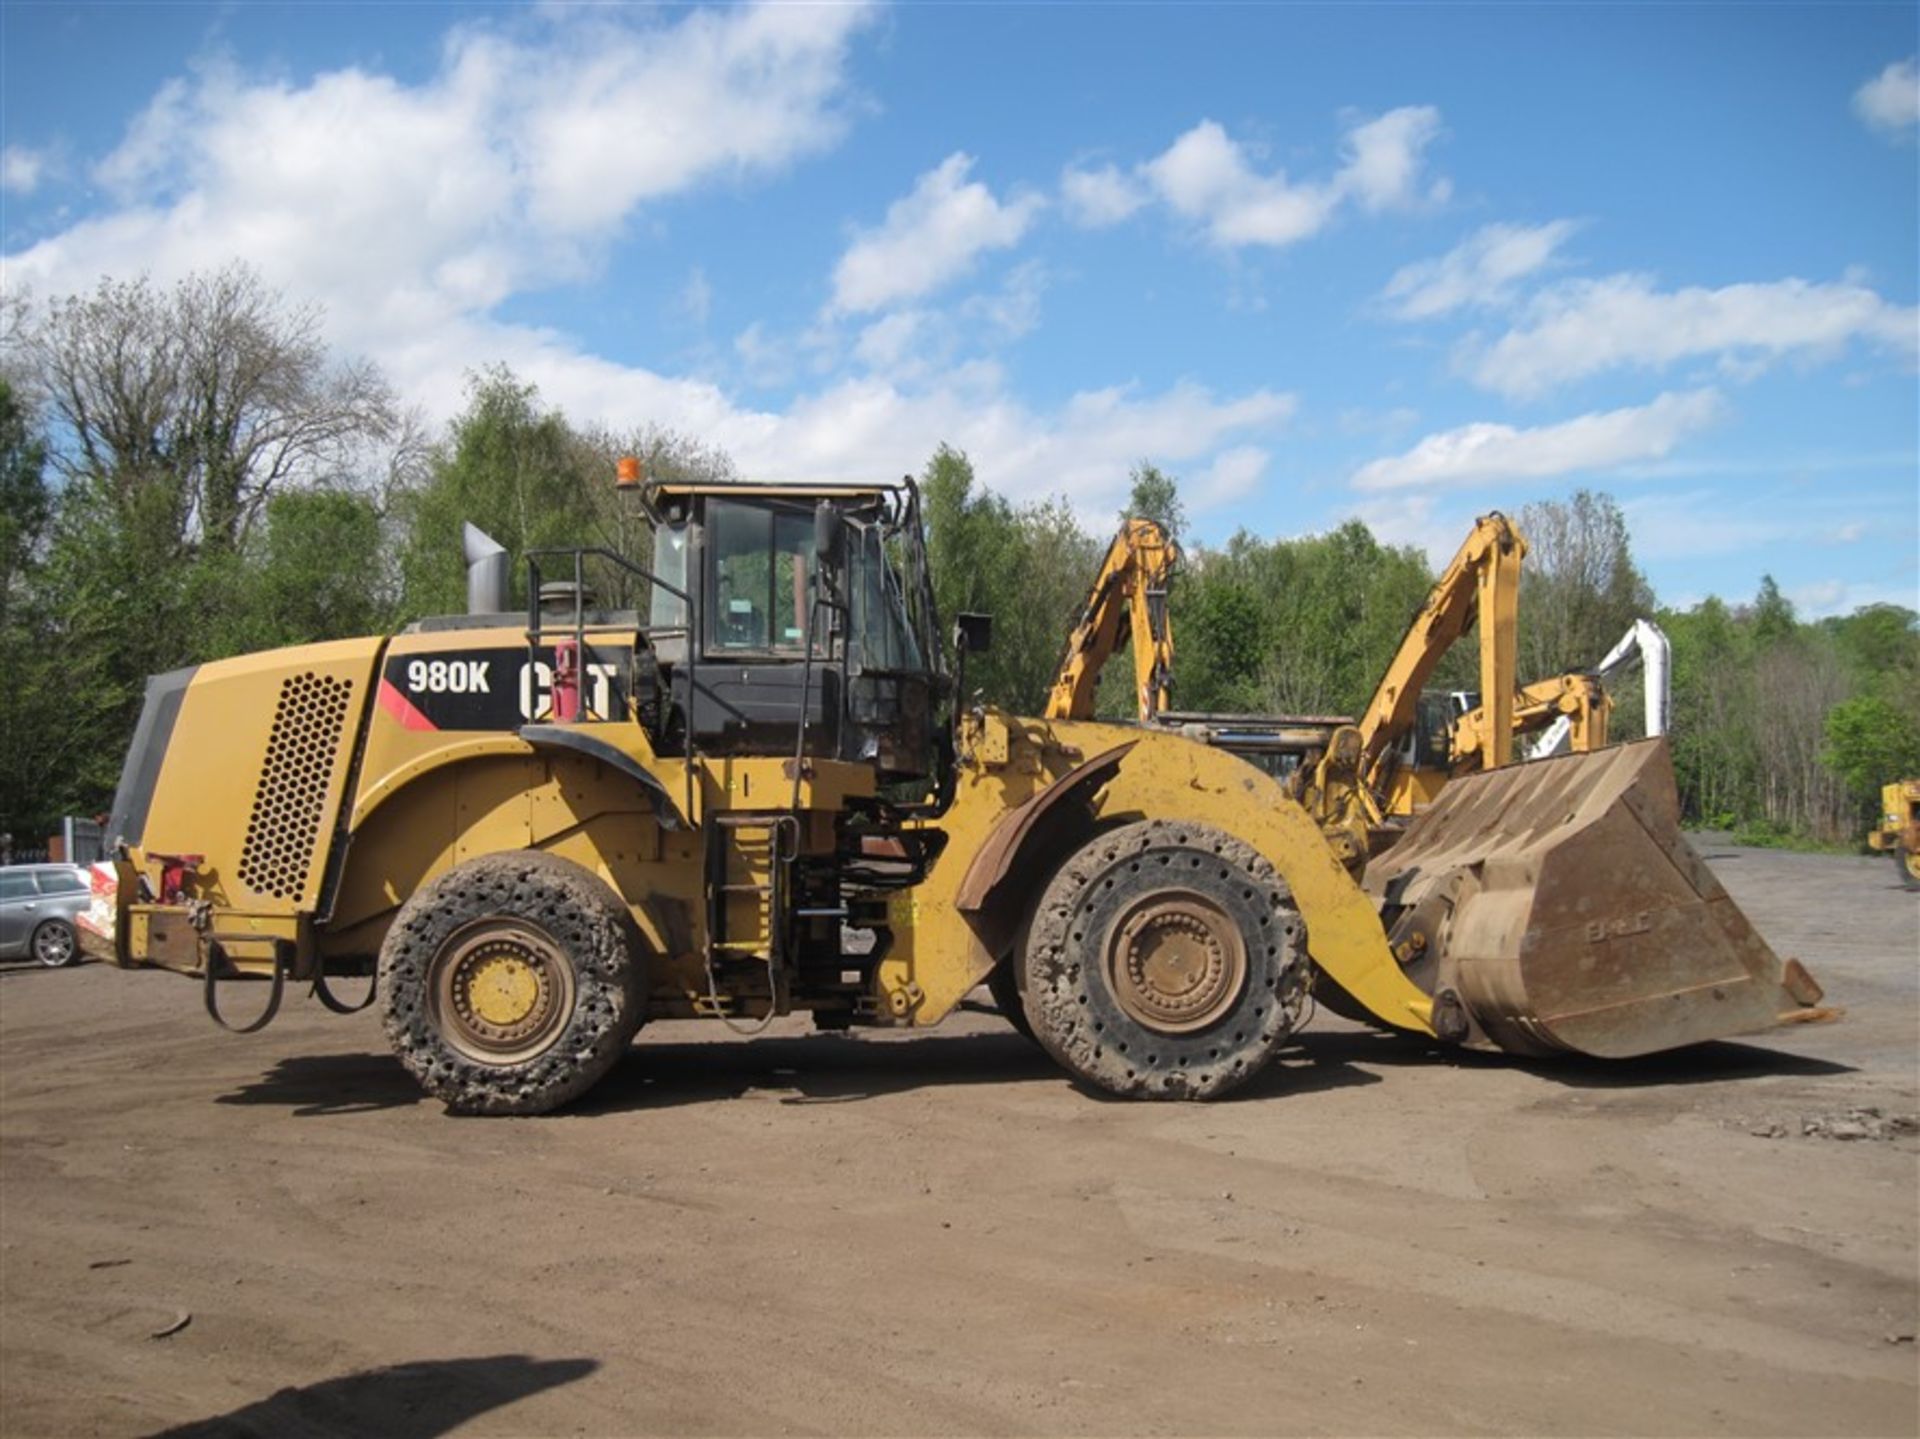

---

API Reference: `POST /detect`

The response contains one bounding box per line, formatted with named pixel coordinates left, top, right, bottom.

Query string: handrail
left=523, top=545, right=699, bottom=825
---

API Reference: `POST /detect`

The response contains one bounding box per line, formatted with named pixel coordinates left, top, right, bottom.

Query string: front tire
left=1898, top=843, right=1920, bottom=892
left=31, top=919, right=78, bottom=968
left=1022, top=820, right=1306, bottom=1100
left=379, top=852, right=645, bottom=1115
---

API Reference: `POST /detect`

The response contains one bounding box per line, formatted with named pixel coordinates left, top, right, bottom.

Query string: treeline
left=2, top=264, right=1914, bottom=848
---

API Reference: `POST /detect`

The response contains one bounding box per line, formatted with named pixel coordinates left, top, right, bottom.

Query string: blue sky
left=3, top=1, right=1916, bottom=617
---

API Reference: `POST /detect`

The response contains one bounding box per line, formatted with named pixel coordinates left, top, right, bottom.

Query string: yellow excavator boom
left=1356, top=512, right=1525, bottom=787
left=1044, top=517, right=1178, bottom=723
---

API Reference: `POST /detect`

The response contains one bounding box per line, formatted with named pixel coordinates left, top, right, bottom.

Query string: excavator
left=87, top=471, right=1826, bottom=1114
left=1044, top=512, right=1616, bottom=829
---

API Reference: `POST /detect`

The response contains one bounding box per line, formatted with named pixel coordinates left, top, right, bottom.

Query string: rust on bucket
left=1361, top=738, right=1825, bottom=1060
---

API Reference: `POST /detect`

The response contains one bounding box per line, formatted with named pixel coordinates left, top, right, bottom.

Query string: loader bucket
left=1362, top=738, right=1826, bottom=1060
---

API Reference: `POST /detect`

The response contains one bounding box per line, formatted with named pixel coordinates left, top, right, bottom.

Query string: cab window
left=708, top=500, right=819, bottom=656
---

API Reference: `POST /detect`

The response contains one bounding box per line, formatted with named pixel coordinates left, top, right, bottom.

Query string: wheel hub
left=1107, top=894, right=1248, bottom=1034
left=432, top=922, right=573, bottom=1062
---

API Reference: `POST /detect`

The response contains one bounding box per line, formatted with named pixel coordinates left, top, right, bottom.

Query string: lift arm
left=1044, top=517, right=1179, bottom=723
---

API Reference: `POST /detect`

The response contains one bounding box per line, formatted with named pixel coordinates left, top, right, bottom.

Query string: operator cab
left=642, top=481, right=944, bottom=783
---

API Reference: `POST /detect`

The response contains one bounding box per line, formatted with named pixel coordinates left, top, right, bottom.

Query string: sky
left=2, top=1, right=1916, bottom=620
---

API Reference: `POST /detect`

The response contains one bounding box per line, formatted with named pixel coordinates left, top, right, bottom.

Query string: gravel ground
left=1, top=839, right=1914, bottom=1438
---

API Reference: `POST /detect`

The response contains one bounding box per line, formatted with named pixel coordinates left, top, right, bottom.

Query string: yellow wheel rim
left=429, top=920, right=575, bottom=1065
left=465, top=952, right=543, bottom=1027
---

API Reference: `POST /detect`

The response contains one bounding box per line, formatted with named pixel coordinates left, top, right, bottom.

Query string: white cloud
left=1789, top=579, right=1920, bottom=617
left=1191, top=445, right=1270, bottom=509
left=678, top=266, right=713, bottom=327
left=1854, top=56, right=1919, bottom=137
left=1338, top=106, right=1444, bottom=212
left=1141, top=107, right=1443, bottom=249
left=1060, top=163, right=1147, bottom=228
left=1, top=144, right=48, bottom=195
left=0, top=2, right=1299, bottom=526
left=830, top=154, right=1044, bottom=315
left=1380, top=220, right=1579, bottom=319
left=5, top=3, right=878, bottom=344
left=1463, top=274, right=1919, bottom=398
left=1352, top=388, right=1725, bottom=491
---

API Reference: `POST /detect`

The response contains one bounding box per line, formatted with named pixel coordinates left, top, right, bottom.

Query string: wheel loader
left=89, top=474, right=1829, bottom=1113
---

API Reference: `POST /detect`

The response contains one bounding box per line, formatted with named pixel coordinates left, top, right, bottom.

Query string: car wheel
left=32, top=918, right=79, bottom=968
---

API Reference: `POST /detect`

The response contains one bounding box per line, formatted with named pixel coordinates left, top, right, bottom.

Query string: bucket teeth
left=1361, top=738, right=1823, bottom=1060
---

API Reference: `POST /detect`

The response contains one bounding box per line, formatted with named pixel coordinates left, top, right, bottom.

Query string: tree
left=920, top=444, right=1100, bottom=711
left=1823, top=696, right=1920, bottom=816
left=1175, top=520, right=1432, bottom=718
left=28, top=264, right=395, bottom=554
left=0, top=382, right=56, bottom=838
left=0, top=379, right=49, bottom=625
left=1515, top=489, right=1656, bottom=683
left=393, top=369, right=738, bottom=620
left=1123, top=462, right=1185, bottom=545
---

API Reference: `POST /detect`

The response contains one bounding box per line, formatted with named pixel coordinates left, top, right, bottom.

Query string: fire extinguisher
left=552, top=639, right=581, bottom=722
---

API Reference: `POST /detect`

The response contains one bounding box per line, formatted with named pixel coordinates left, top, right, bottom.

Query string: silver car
left=0, top=864, right=92, bottom=967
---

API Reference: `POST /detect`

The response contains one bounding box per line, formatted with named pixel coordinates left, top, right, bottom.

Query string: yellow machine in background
left=92, top=475, right=1827, bottom=1114
left=1046, top=512, right=1616, bottom=832
left=1868, top=779, right=1920, bottom=890
left=1044, top=516, right=1178, bottom=724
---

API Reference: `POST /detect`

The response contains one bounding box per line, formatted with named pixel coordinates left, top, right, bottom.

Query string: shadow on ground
left=213, top=1008, right=1853, bottom=1119
left=217, top=1052, right=427, bottom=1116
left=145, top=1354, right=597, bottom=1439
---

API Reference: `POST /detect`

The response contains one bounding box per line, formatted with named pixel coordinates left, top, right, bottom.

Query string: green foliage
left=1177, top=520, right=1431, bottom=717
left=921, top=443, right=1101, bottom=712
left=1822, top=695, right=1920, bottom=806
left=395, top=368, right=600, bottom=615
left=0, top=379, right=50, bottom=623
left=1124, top=462, right=1185, bottom=545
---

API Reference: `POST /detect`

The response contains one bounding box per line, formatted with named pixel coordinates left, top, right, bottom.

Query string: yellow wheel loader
left=1868, top=779, right=1920, bottom=890
left=92, top=476, right=1828, bottom=1114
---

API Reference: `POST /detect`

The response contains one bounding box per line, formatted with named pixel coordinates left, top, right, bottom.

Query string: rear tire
left=1898, top=843, right=1920, bottom=892
left=378, top=851, right=645, bottom=1115
left=1022, top=820, right=1306, bottom=1100
left=31, top=919, right=78, bottom=968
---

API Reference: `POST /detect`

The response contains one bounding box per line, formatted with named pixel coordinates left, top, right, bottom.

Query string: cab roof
left=642, top=480, right=905, bottom=503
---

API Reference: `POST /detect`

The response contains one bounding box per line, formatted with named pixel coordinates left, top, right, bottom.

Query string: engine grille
left=237, top=673, right=353, bottom=901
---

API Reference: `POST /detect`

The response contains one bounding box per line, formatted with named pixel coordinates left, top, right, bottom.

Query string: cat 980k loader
left=91, top=474, right=1830, bottom=1113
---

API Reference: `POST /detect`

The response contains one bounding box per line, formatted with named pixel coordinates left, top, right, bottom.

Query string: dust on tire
left=378, top=850, right=645, bottom=1115
left=1021, top=819, right=1306, bottom=1100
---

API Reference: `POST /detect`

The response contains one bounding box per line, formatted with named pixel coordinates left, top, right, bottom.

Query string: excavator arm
left=1454, top=671, right=1610, bottom=768
left=1355, top=512, right=1525, bottom=789
left=1044, top=517, right=1179, bottom=723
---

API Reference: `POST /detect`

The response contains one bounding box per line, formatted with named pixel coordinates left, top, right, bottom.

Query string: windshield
left=707, top=499, right=819, bottom=655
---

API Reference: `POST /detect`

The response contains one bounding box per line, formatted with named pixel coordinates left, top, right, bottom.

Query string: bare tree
left=1516, top=490, right=1656, bottom=682
left=27, top=263, right=396, bottom=551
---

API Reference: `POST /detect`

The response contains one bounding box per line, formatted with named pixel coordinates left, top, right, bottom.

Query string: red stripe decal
left=377, top=677, right=438, bottom=732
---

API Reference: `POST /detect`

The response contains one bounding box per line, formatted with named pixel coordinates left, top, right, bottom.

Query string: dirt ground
left=1, top=841, right=1915, bottom=1438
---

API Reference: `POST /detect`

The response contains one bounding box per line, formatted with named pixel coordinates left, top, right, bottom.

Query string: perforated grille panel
left=237, top=673, right=353, bottom=901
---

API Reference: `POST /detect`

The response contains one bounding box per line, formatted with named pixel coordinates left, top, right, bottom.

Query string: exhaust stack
left=463, top=523, right=509, bottom=615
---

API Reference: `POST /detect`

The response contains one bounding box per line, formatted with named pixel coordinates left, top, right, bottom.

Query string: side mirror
left=954, top=612, right=993, bottom=656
